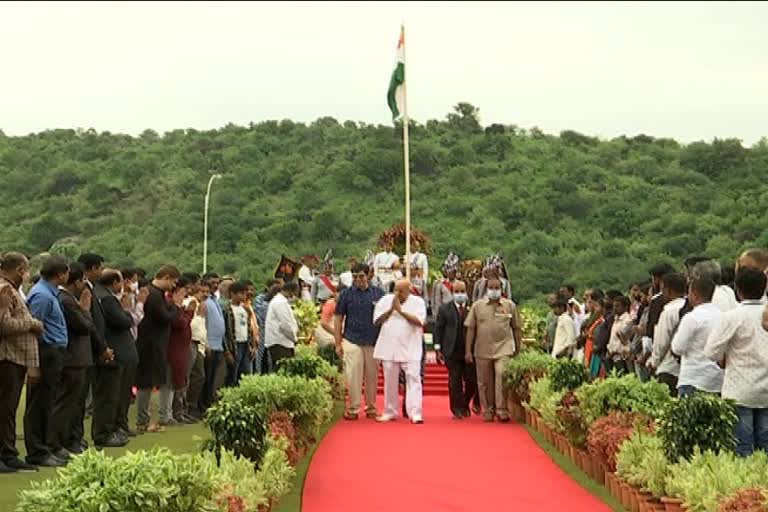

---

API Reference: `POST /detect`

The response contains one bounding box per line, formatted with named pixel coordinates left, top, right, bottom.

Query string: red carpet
left=302, top=388, right=612, bottom=511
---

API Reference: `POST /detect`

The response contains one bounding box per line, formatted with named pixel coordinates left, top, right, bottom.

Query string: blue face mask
left=454, top=293, right=468, bottom=304
left=487, top=289, right=502, bottom=301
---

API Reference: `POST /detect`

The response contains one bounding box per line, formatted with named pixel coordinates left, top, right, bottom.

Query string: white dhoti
left=382, top=360, right=422, bottom=419
left=373, top=293, right=427, bottom=421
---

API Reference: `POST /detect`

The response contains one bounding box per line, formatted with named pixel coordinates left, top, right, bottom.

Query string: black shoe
left=95, top=434, right=128, bottom=449
left=452, top=414, right=464, bottom=420
left=27, top=455, right=66, bottom=468
left=118, top=427, right=137, bottom=438
left=462, top=409, right=472, bottom=418
left=79, top=439, right=89, bottom=451
left=51, top=449, right=71, bottom=461
left=0, top=460, right=17, bottom=473
left=4, top=457, right=37, bottom=472
left=65, top=444, right=84, bottom=455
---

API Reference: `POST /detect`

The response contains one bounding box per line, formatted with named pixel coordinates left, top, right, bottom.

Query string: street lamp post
left=203, top=173, right=222, bottom=274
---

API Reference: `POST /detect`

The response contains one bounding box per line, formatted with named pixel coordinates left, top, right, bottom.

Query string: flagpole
left=401, top=23, right=411, bottom=282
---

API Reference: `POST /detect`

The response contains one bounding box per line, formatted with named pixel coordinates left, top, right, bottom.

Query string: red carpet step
left=373, top=362, right=450, bottom=396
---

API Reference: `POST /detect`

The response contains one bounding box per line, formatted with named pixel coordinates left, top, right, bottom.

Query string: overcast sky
left=1, top=1, right=766, bottom=144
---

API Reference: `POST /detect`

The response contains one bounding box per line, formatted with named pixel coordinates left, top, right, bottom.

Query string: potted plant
left=717, top=488, right=768, bottom=512
left=657, top=393, right=738, bottom=463
left=587, top=411, right=653, bottom=473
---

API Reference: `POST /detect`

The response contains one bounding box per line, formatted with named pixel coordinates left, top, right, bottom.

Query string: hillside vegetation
left=1, top=103, right=767, bottom=300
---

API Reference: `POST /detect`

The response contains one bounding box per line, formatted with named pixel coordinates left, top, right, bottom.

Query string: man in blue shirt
left=24, top=256, right=70, bottom=467
left=202, top=273, right=227, bottom=411
left=334, top=263, right=384, bottom=421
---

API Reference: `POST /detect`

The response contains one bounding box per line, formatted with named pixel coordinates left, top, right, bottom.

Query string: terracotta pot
left=661, top=497, right=684, bottom=512
left=620, top=482, right=633, bottom=510
left=629, top=486, right=641, bottom=512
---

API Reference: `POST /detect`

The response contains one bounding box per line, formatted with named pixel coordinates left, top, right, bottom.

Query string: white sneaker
left=376, top=414, right=397, bottom=423
left=411, top=415, right=424, bottom=424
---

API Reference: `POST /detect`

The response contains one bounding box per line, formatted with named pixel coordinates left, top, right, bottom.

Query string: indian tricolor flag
left=387, top=26, right=405, bottom=120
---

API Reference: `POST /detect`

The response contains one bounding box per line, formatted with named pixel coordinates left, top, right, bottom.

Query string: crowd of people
left=4, top=242, right=767, bottom=474
left=0, top=250, right=310, bottom=473
left=544, top=249, right=768, bottom=456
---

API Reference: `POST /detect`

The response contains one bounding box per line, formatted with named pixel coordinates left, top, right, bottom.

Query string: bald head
left=394, top=279, right=411, bottom=303
left=453, top=280, right=467, bottom=293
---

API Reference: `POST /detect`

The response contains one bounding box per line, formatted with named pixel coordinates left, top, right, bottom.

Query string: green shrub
left=204, top=400, right=267, bottom=467
left=276, top=350, right=343, bottom=398
left=549, top=358, right=588, bottom=392
left=657, top=393, right=738, bottom=462
left=616, top=430, right=669, bottom=497
left=255, top=435, right=296, bottom=508
left=317, top=343, right=342, bottom=371
left=220, top=374, right=333, bottom=446
left=15, top=447, right=263, bottom=512
left=503, top=349, right=554, bottom=392
left=528, top=376, right=565, bottom=431
left=575, top=372, right=671, bottom=425
left=665, top=449, right=768, bottom=511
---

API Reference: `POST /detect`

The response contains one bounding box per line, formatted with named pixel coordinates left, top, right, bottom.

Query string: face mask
left=454, top=293, right=468, bottom=304
left=487, top=289, right=502, bottom=301
left=131, top=281, right=139, bottom=293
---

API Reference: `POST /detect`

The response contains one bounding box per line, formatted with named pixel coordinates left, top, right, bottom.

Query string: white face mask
left=130, top=281, right=139, bottom=293
left=487, top=289, right=502, bottom=301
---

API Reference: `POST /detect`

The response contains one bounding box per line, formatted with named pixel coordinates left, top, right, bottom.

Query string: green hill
left=1, top=103, right=766, bottom=300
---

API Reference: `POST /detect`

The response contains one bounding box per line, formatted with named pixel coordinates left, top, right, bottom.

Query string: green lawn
left=524, top=425, right=626, bottom=512
left=0, top=390, right=343, bottom=512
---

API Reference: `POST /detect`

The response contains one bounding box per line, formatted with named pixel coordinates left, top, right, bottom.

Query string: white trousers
left=382, top=360, right=423, bottom=419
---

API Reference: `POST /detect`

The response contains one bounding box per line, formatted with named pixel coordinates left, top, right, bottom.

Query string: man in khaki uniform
left=465, top=278, right=522, bottom=423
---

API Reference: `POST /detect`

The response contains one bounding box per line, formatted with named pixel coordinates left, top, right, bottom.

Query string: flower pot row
left=521, top=409, right=685, bottom=512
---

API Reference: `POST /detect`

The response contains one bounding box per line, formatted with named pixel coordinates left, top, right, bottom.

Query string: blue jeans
left=678, top=385, right=698, bottom=398
left=734, top=406, right=768, bottom=457
left=226, top=342, right=252, bottom=387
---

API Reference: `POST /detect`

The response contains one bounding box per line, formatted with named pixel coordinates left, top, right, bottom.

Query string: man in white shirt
left=373, top=279, right=427, bottom=424
left=647, top=273, right=687, bottom=396
left=339, top=257, right=357, bottom=289
left=264, top=281, right=300, bottom=369
left=409, top=240, right=429, bottom=288
left=551, top=299, right=577, bottom=359
left=705, top=268, right=768, bottom=456
left=298, top=255, right=319, bottom=302
left=559, top=284, right=586, bottom=335
left=373, top=243, right=399, bottom=293
left=690, top=260, right=737, bottom=313
left=671, top=278, right=723, bottom=397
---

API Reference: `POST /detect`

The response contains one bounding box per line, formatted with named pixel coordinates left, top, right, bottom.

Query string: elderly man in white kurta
left=373, top=279, right=427, bottom=424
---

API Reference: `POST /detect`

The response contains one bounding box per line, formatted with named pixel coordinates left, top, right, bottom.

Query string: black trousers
left=68, top=366, right=93, bottom=450
left=24, top=345, right=66, bottom=461
left=202, top=350, right=225, bottom=411
left=656, top=372, right=679, bottom=398
left=268, top=346, right=294, bottom=370
left=116, top=365, right=135, bottom=432
left=49, top=366, right=87, bottom=452
left=446, top=354, right=477, bottom=415
left=91, top=364, right=123, bottom=444
left=187, top=349, right=205, bottom=417
left=0, top=361, right=26, bottom=461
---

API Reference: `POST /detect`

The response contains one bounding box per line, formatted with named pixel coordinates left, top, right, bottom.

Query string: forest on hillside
left=1, top=103, right=767, bottom=300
